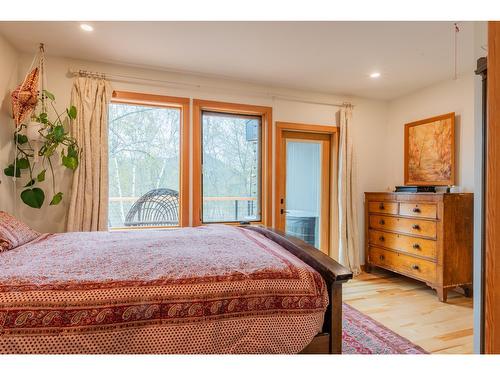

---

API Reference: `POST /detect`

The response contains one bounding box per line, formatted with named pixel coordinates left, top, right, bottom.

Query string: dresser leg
left=437, top=287, right=448, bottom=302
left=364, top=264, right=372, bottom=273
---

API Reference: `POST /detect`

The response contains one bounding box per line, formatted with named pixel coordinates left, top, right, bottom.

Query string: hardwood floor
left=343, top=268, right=474, bottom=354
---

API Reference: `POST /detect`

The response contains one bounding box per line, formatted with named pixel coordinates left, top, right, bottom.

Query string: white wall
left=11, top=53, right=389, bottom=261
left=385, top=74, right=476, bottom=192
left=0, top=35, right=19, bottom=214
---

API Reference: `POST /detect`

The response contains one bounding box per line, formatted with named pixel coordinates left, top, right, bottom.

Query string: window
left=202, top=111, right=261, bottom=223
left=193, top=100, right=272, bottom=226
left=108, top=91, right=189, bottom=229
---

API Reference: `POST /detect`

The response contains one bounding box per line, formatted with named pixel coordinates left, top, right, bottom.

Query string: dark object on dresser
left=395, top=185, right=436, bottom=193
left=364, top=192, right=473, bottom=302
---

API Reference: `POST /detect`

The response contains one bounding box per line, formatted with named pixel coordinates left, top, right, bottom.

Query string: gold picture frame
left=404, top=112, right=455, bottom=186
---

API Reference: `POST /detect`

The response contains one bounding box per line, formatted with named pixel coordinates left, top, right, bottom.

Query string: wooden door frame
left=485, top=21, right=500, bottom=354
left=275, top=122, right=339, bottom=255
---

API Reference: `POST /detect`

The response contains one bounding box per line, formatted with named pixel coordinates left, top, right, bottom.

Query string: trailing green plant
left=4, top=90, right=80, bottom=209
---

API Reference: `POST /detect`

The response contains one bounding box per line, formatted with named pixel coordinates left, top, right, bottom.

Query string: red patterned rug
left=343, top=303, right=428, bottom=354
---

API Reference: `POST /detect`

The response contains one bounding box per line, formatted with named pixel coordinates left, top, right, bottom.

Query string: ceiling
left=0, top=21, right=476, bottom=100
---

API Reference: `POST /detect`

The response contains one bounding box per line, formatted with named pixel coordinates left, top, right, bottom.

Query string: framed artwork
left=404, top=112, right=455, bottom=186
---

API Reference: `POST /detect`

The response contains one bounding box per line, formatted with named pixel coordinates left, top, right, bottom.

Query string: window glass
left=201, top=111, right=261, bottom=223
left=108, top=102, right=180, bottom=228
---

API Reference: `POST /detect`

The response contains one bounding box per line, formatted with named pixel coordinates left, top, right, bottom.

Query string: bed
left=0, top=213, right=352, bottom=354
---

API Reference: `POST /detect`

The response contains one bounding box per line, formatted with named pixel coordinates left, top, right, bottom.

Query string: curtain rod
left=68, top=68, right=352, bottom=108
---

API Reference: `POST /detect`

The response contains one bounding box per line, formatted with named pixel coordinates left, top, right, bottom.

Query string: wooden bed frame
left=244, top=226, right=353, bottom=354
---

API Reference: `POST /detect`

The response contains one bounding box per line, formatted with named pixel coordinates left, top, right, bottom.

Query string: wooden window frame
left=192, top=99, right=272, bottom=226
left=110, top=91, right=190, bottom=228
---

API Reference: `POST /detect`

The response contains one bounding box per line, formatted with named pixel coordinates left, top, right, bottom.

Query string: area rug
left=342, top=303, right=428, bottom=354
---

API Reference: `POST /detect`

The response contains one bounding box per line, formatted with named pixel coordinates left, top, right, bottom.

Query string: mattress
left=0, top=225, right=328, bottom=354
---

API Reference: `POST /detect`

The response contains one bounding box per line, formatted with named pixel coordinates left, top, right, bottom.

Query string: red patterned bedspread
left=0, top=225, right=327, bottom=354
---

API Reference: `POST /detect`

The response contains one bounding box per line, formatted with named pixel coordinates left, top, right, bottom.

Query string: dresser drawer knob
left=412, top=243, right=421, bottom=250
left=379, top=203, right=385, bottom=210
left=379, top=255, right=385, bottom=261
left=412, top=224, right=420, bottom=230
left=379, top=219, right=385, bottom=225
left=411, top=264, right=420, bottom=271
left=379, top=236, right=385, bottom=242
left=412, top=207, right=421, bottom=213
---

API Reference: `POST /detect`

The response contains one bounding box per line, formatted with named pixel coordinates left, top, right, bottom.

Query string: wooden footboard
left=243, top=226, right=353, bottom=354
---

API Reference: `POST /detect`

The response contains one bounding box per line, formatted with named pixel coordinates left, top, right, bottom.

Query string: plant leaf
left=38, top=112, right=48, bottom=124
left=67, top=106, right=77, bottom=120
left=16, top=158, right=30, bottom=169
left=37, top=169, right=46, bottom=182
left=4, top=164, right=20, bottom=178
left=15, top=134, right=28, bottom=145
left=62, top=155, right=78, bottom=170
left=42, top=90, right=55, bottom=101
left=50, top=192, right=63, bottom=206
left=20, top=188, right=45, bottom=209
left=24, top=179, right=35, bottom=187
left=51, top=125, right=65, bottom=142
left=67, top=145, right=78, bottom=158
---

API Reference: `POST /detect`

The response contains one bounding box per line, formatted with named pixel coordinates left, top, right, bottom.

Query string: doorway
left=275, top=122, right=338, bottom=255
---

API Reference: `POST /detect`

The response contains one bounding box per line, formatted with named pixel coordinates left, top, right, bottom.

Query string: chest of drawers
left=364, top=192, right=473, bottom=302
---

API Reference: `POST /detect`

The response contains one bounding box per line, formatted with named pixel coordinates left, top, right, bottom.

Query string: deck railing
left=109, top=196, right=258, bottom=227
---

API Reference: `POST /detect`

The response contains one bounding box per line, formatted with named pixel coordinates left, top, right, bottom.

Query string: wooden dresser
left=364, top=192, right=473, bottom=302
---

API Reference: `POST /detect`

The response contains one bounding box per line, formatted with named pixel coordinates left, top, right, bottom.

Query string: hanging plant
left=4, top=90, right=80, bottom=209
left=4, top=44, right=80, bottom=209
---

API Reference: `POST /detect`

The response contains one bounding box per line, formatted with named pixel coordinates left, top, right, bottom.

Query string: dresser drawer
left=368, top=201, right=398, bottom=215
left=369, top=230, right=437, bottom=259
left=369, top=214, right=437, bottom=238
left=399, top=202, right=437, bottom=219
left=368, top=247, right=436, bottom=283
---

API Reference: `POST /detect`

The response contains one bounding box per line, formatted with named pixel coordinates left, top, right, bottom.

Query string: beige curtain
left=338, top=104, right=361, bottom=275
left=66, top=76, right=112, bottom=232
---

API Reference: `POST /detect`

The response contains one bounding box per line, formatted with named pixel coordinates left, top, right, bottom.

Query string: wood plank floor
left=343, top=268, right=474, bottom=354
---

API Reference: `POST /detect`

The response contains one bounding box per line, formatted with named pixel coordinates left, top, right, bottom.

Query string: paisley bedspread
left=0, top=225, right=327, bottom=354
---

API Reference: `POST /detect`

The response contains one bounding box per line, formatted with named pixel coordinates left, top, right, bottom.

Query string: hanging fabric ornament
left=11, top=67, right=40, bottom=127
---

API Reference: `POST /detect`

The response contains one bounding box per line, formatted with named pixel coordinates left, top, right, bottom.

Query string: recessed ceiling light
left=370, top=72, right=381, bottom=79
left=80, top=24, right=94, bottom=32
